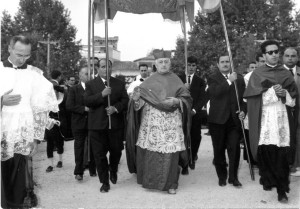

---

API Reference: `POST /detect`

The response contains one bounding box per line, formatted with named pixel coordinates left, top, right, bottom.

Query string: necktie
left=188, top=75, right=191, bottom=84
left=225, top=74, right=228, bottom=79
left=289, top=68, right=294, bottom=76
left=104, top=81, right=107, bottom=86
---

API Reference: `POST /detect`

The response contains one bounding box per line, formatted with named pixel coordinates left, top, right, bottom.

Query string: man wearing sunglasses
left=244, top=40, right=298, bottom=203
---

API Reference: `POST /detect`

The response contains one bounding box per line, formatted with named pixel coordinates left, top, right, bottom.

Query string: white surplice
left=0, top=62, right=59, bottom=161
left=259, top=87, right=295, bottom=147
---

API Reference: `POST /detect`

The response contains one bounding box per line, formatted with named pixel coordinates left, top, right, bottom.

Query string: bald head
left=283, top=48, right=298, bottom=68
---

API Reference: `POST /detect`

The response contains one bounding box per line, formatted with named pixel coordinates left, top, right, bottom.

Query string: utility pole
left=38, top=34, right=59, bottom=76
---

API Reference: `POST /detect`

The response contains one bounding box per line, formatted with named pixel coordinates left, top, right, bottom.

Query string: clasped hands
left=132, top=88, right=179, bottom=108
left=161, top=97, right=180, bottom=108
left=273, top=84, right=286, bottom=98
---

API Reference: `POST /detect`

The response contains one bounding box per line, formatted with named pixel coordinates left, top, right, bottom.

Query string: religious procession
left=1, top=0, right=300, bottom=208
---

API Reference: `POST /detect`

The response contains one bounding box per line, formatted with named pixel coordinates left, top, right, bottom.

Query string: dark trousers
left=209, top=118, right=241, bottom=181
left=73, top=129, right=96, bottom=175
left=46, top=125, right=64, bottom=158
left=190, top=114, right=202, bottom=161
left=89, top=129, right=124, bottom=184
left=243, top=129, right=257, bottom=165
left=1, top=154, right=27, bottom=209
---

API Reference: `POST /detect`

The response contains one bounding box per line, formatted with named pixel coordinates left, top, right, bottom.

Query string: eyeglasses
left=187, top=64, right=196, bottom=67
left=265, top=50, right=279, bottom=55
left=12, top=50, right=31, bottom=60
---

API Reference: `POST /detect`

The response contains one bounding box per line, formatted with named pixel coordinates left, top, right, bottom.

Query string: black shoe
left=278, top=192, right=288, bottom=203
left=228, top=179, right=242, bottom=187
left=46, top=166, right=53, bottom=173
left=110, top=172, right=117, bottom=184
left=90, top=173, right=97, bottom=177
left=263, top=185, right=272, bottom=191
left=218, top=179, right=226, bottom=187
left=181, top=167, right=189, bottom=175
left=194, top=155, right=198, bottom=161
left=75, top=175, right=83, bottom=181
left=56, top=161, right=63, bottom=168
left=189, top=161, right=195, bottom=170
left=100, top=183, right=110, bottom=193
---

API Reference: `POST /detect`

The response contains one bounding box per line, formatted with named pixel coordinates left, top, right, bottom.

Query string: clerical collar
left=8, top=58, right=27, bottom=69
left=265, top=63, right=277, bottom=68
left=51, top=79, right=59, bottom=85
left=140, top=77, right=147, bottom=82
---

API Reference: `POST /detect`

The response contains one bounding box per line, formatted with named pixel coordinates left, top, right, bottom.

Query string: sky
left=1, top=0, right=299, bottom=61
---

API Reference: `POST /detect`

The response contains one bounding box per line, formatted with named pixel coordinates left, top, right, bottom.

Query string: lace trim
left=259, top=88, right=290, bottom=147
left=136, top=103, right=185, bottom=153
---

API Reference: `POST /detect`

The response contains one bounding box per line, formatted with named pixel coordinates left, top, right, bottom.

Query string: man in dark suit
left=179, top=56, right=207, bottom=175
left=208, top=54, right=246, bottom=187
left=84, top=59, right=129, bottom=193
left=66, top=66, right=96, bottom=181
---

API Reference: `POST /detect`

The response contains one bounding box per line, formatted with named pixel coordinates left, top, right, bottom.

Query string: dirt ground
left=32, top=129, right=300, bottom=209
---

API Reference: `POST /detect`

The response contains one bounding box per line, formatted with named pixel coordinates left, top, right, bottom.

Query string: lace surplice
left=259, top=87, right=295, bottom=147
left=0, top=65, right=58, bottom=161
left=136, top=102, right=185, bottom=153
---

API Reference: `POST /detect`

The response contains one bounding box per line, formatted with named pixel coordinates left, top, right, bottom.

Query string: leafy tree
left=1, top=11, right=17, bottom=59
left=172, top=0, right=300, bottom=75
left=1, top=0, right=81, bottom=77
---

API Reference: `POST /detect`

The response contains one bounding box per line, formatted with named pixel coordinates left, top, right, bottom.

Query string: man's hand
left=238, top=111, right=245, bottom=120
left=191, top=109, right=196, bottom=116
left=102, top=87, right=111, bottom=97
left=161, top=97, right=180, bottom=108
left=273, top=84, right=286, bottom=97
left=106, top=106, right=117, bottom=115
left=84, top=106, right=89, bottom=112
left=228, top=72, right=237, bottom=82
left=2, top=89, right=21, bottom=106
left=184, top=83, right=190, bottom=89
left=28, top=140, right=38, bottom=157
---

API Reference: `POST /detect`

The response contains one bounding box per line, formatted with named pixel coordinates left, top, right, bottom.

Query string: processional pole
left=92, top=2, right=95, bottom=78
left=87, top=0, right=92, bottom=162
left=87, top=0, right=92, bottom=80
left=182, top=6, right=188, bottom=83
left=219, top=1, right=254, bottom=180
left=104, top=0, right=112, bottom=129
left=182, top=5, right=192, bottom=164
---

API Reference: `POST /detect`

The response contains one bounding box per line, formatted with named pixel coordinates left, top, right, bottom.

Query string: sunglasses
left=265, top=50, right=279, bottom=55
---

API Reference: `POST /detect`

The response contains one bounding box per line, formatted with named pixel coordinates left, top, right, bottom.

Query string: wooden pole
left=87, top=0, right=92, bottom=162
left=47, top=34, right=50, bottom=76
left=87, top=0, right=92, bottom=81
left=104, top=0, right=112, bottom=129
left=219, top=1, right=254, bottom=180
left=92, top=2, right=95, bottom=78
left=182, top=6, right=188, bottom=83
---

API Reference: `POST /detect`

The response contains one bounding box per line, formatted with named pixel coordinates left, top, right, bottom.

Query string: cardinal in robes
left=126, top=49, right=192, bottom=194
